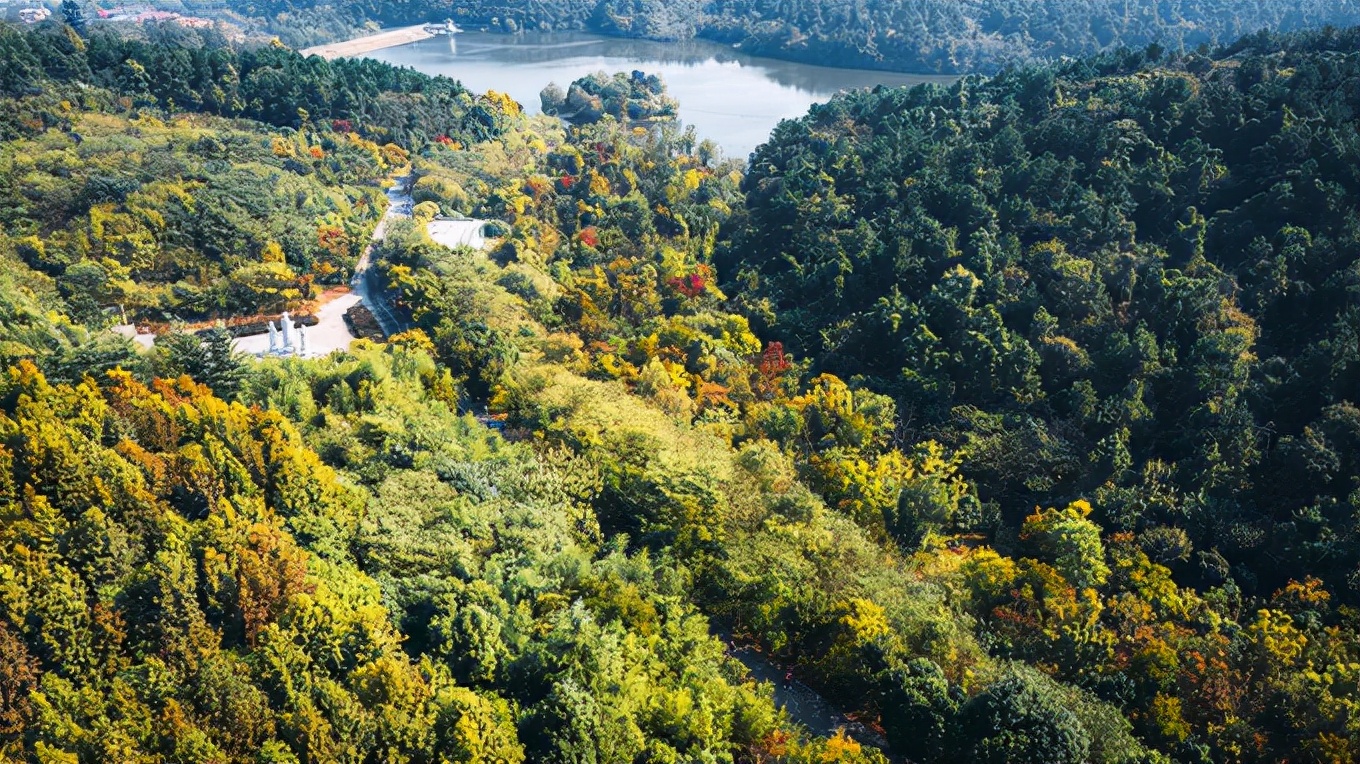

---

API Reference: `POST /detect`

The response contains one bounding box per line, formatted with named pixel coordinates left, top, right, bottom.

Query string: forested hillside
left=719, top=25, right=1360, bottom=759
left=230, top=0, right=1360, bottom=73
left=378, top=29, right=1360, bottom=758
left=0, top=21, right=513, bottom=331
left=6, top=11, right=1360, bottom=764
left=0, top=22, right=870, bottom=764
left=348, top=112, right=1166, bottom=764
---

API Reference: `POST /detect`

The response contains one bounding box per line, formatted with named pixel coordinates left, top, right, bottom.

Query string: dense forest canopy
left=716, top=25, right=1360, bottom=758
left=222, top=0, right=1360, bottom=72
left=369, top=23, right=1360, bottom=761
left=5, top=11, right=1360, bottom=764
left=0, top=24, right=865, bottom=763
left=721, top=25, right=1360, bottom=595
left=540, top=70, right=679, bottom=125
left=0, top=21, right=514, bottom=328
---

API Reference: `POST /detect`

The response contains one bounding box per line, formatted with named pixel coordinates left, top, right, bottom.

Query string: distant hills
left=224, top=0, right=1360, bottom=72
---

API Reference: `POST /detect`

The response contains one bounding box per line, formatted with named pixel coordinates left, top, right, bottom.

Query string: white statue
left=267, top=321, right=280, bottom=353
left=280, top=311, right=294, bottom=350
left=298, top=324, right=308, bottom=356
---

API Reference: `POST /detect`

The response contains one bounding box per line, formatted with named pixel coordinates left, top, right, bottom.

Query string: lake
left=365, top=31, right=957, bottom=160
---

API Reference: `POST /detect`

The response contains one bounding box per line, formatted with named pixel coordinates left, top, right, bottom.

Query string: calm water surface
left=366, top=31, right=957, bottom=160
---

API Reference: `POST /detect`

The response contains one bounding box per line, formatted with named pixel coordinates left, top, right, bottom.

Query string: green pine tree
left=159, top=326, right=248, bottom=399
left=60, top=1, right=87, bottom=35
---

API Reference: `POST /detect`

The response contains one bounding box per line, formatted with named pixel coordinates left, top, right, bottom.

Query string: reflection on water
left=366, top=31, right=958, bottom=159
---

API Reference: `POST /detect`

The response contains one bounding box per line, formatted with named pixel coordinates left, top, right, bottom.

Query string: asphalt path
left=234, top=177, right=412, bottom=356
left=351, top=180, right=414, bottom=337
left=722, top=637, right=898, bottom=759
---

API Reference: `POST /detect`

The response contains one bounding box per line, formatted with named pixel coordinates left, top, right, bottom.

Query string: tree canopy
left=224, top=0, right=1360, bottom=73
left=5, top=11, right=1360, bottom=764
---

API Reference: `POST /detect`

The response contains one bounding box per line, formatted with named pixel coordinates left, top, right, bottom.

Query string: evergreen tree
left=953, top=669, right=1091, bottom=764
left=879, top=658, right=961, bottom=762
left=60, top=1, right=87, bottom=35
left=158, top=326, right=248, bottom=399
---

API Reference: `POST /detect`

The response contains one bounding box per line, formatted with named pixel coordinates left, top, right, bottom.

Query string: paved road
left=723, top=638, right=897, bottom=759
left=351, top=178, right=414, bottom=337
left=233, top=176, right=412, bottom=357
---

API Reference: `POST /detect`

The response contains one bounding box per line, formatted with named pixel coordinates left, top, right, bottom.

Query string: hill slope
left=226, top=0, right=1360, bottom=72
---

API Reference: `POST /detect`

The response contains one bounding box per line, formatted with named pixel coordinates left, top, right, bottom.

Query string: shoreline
left=307, top=24, right=964, bottom=79
left=300, top=25, right=434, bottom=60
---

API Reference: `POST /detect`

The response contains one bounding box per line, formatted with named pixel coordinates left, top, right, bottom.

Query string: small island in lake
left=541, top=70, right=679, bottom=125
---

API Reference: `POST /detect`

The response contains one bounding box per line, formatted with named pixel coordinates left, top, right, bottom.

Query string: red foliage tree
left=667, top=265, right=711, bottom=298
left=666, top=273, right=705, bottom=298
left=754, top=341, right=794, bottom=400
left=758, top=342, right=791, bottom=377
